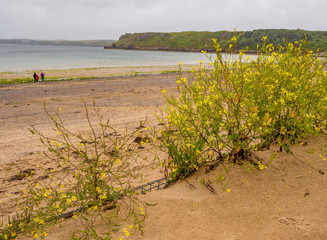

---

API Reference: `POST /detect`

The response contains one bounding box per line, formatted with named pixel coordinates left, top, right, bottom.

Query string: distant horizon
left=2, top=28, right=327, bottom=42
left=0, top=38, right=117, bottom=41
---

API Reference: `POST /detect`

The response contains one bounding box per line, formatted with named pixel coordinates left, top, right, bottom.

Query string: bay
left=0, top=44, right=211, bottom=72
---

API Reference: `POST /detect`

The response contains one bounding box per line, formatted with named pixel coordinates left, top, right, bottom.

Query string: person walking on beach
left=40, top=72, right=45, bottom=81
left=35, top=73, right=39, bottom=82
left=33, top=72, right=37, bottom=82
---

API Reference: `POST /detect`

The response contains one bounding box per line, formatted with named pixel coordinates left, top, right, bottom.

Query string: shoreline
left=0, top=64, right=202, bottom=84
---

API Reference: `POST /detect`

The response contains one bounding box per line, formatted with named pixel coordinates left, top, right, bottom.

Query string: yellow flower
left=257, top=161, right=266, bottom=170
left=101, top=172, right=106, bottom=179
left=123, top=228, right=130, bottom=237
left=96, top=187, right=102, bottom=194
left=139, top=206, right=145, bottom=215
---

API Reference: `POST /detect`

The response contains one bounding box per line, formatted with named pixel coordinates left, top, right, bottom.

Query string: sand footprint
left=278, top=216, right=313, bottom=231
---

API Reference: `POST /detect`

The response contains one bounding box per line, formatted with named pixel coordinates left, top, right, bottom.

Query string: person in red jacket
left=35, top=73, right=39, bottom=82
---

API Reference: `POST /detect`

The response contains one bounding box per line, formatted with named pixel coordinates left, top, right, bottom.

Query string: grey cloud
left=0, top=0, right=326, bottom=40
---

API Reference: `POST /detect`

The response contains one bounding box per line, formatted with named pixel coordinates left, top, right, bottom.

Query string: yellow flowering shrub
left=156, top=35, right=327, bottom=181
left=1, top=102, right=146, bottom=239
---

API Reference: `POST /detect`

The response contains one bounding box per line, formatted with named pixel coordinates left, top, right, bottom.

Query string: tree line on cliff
left=106, top=29, right=327, bottom=52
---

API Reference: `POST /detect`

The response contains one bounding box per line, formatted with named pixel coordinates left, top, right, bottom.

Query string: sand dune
left=0, top=73, right=326, bottom=239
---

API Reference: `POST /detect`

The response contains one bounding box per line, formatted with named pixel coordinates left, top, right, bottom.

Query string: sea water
left=0, top=44, right=212, bottom=72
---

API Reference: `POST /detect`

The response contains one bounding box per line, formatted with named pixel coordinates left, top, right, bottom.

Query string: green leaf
left=283, top=144, right=292, bottom=154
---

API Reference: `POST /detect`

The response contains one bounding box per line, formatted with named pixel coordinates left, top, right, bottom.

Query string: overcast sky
left=1, top=0, right=326, bottom=40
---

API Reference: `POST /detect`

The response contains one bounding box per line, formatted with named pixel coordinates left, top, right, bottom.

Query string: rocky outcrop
left=104, top=45, right=218, bottom=52
left=104, top=45, right=262, bottom=54
left=136, top=33, right=155, bottom=41
left=119, top=33, right=132, bottom=40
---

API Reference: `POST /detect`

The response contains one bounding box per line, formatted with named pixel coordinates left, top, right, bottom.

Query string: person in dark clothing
left=33, top=72, right=37, bottom=82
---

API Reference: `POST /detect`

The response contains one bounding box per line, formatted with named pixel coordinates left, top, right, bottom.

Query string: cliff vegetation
left=106, top=29, right=327, bottom=52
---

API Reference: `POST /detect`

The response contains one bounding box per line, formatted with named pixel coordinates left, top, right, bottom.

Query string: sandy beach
left=0, top=65, right=197, bottom=82
left=0, top=70, right=326, bottom=239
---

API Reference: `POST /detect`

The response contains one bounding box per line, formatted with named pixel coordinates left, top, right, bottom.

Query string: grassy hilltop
left=106, top=29, right=327, bottom=52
